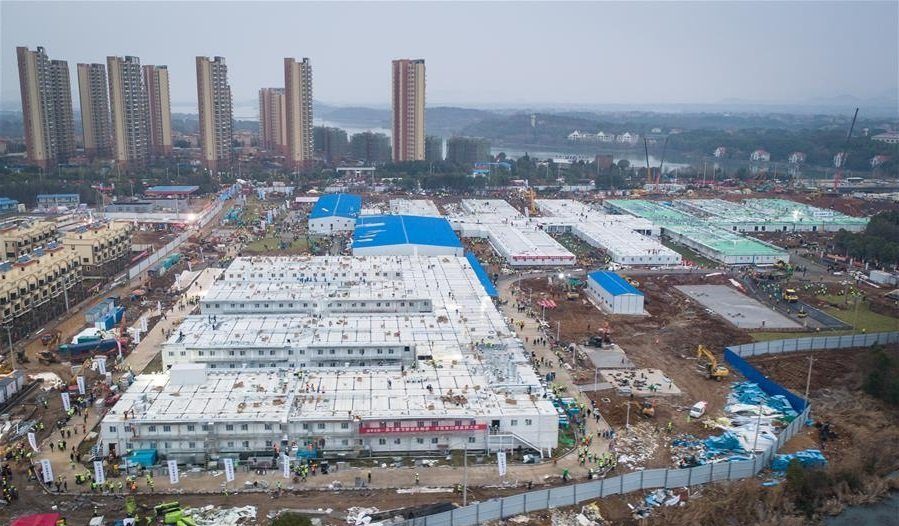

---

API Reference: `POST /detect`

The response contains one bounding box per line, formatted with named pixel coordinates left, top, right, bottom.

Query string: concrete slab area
left=676, top=284, right=801, bottom=330
left=601, top=368, right=681, bottom=396
left=582, top=345, right=635, bottom=369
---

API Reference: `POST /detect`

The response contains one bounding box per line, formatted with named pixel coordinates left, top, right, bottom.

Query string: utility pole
left=4, top=324, right=14, bottom=370
left=556, top=320, right=560, bottom=342
left=752, top=401, right=763, bottom=452
left=625, top=401, right=631, bottom=429
left=462, top=441, right=468, bottom=506
left=803, top=356, right=815, bottom=408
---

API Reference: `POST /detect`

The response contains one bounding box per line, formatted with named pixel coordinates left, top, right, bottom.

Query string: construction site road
left=120, top=267, right=223, bottom=374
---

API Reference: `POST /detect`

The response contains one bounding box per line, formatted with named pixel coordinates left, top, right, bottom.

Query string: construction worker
left=414, top=472, right=420, bottom=485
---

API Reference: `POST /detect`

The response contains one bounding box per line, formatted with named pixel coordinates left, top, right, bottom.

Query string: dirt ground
left=518, top=272, right=754, bottom=469
left=748, top=345, right=899, bottom=462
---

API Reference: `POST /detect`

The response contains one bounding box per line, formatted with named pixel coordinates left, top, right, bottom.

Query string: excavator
left=696, top=345, right=729, bottom=381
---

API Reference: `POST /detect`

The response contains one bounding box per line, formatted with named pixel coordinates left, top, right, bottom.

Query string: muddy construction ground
left=519, top=272, right=756, bottom=468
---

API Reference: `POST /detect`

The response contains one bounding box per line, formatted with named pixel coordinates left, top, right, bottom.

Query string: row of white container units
left=100, top=415, right=559, bottom=460
left=452, top=221, right=577, bottom=267
left=162, top=344, right=416, bottom=370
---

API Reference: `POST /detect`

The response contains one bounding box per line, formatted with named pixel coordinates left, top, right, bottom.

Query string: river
left=825, top=492, right=899, bottom=525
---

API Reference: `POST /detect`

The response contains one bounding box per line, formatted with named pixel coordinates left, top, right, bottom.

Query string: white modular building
left=389, top=199, right=442, bottom=217
left=103, top=255, right=557, bottom=460
left=534, top=199, right=680, bottom=266
left=586, top=271, right=645, bottom=315
left=307, top=193, right=362, bottom=235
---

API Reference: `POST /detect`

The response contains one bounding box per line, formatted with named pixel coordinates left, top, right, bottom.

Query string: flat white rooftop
left=389, top=199, right=442, bottom=217
left=535, top=199, right=680, bottom=265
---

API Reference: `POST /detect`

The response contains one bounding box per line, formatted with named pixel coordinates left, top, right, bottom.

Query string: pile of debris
left=669, top=382, right=806, bottom=467
left=615, top=422, right=660, bottom=469
left=347, top=507, right=379, bottom=526
left=183, top=505, right=256, bottom=526
left=630, top=488, right=688, bottom=519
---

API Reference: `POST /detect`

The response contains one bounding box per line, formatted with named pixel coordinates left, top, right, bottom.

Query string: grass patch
left=823, top=300, right=899, bottom=332
left=749, top=329, right=857, bottom=342
left=661, top=239, right=719, bottom=268
left=244, top=236, right=309, bottom=255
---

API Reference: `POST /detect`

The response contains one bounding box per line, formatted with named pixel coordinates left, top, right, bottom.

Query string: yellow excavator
left=696, top=345, right=730, bottom=381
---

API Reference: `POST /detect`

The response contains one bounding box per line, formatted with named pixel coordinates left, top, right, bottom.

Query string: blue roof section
left=310, top=193, right=362, bottom=220
left=145, top=185, right=200, bottom=194
left=0, top=197, right=19, bottom=204
left=353, top=215, right=462, bottom=249
left=588, top=271, right=643, bottom=296
left=466, top=253, right=499, bottom=297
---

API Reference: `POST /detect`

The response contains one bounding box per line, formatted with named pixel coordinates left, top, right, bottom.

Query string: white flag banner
left=223, top=458, right=235, bottom=482
left=61, top=392, right=71, bottom=412
left=282, top=453, right=290, bottom=479
left=40, top=459, right=54, bottom=483
left=167, top=459, right=180, bottom=484
left=93, top=460, right=106, bottom=485
left=96, top=357, right=107, bottom=375
left=27, top=432, right=39, bottom=452
left=497, top=451, right=507, bottom=477
left=76, top=376, right=86, bottom=395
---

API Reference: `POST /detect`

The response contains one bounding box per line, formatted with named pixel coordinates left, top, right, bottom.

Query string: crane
left=833, top=108, right=859, bottom=192
left=696, top=345, right=729, bottom=381
left=643, top=137, right=653, bottom=185
left=655, top=136, right=670, bottom=186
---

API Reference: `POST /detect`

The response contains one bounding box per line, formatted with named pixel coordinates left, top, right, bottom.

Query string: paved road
left=120, top=267, right=223, bottom=374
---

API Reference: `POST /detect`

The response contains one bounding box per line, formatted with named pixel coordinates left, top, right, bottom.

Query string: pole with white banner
left=282, top=453, right=290, bottom=479
left=27, top=432, right=39, bottom=452
left=40, top=459, right=54, bottom=483
left=167, top=459, right=179, bottom=485
left=60, top=392, right=71, bottom=412
left=94, top=460, right=106, bottom=485
left=223, top=458, right=235, bottom=483
left=497, top=450, right=507, bottom=482
left=76, top=376, right=86, bottom=395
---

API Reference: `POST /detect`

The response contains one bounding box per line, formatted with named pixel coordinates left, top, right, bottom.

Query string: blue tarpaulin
left=703, top=431, right=744, bottom=453
left=771, top=449, right=828, bottom=471
left=465, top=253, right=498, bottom=297
left=127, top=449, right=158, bottom=467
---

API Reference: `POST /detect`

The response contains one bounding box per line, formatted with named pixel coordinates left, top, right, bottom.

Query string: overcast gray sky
left=2, top=1, right=897, bottom=111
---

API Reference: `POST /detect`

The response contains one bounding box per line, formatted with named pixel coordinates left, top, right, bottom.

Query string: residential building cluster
left=16, top=46, right=432, bottom=171
left=0, top=218, right=133, bottom=339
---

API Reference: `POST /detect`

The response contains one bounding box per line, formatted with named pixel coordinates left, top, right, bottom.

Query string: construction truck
left=696, top=345, right=729, bottom=381
left=782, top=288, right=799, bottom=303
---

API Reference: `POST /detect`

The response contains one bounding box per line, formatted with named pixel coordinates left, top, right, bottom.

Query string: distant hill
left=315, top=104, right=497, bottom=137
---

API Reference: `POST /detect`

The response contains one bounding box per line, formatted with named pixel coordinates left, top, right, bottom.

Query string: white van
left=689, top=401, right=708, bottom=418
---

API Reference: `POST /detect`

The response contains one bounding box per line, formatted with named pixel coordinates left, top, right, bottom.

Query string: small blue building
left=308, top=193, right=362, bottom=234
left=586, top=270, right=645, bottom=315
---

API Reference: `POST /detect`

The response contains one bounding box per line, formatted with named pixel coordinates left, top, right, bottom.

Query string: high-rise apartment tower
left=391, top=59, right=426, bottom=162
